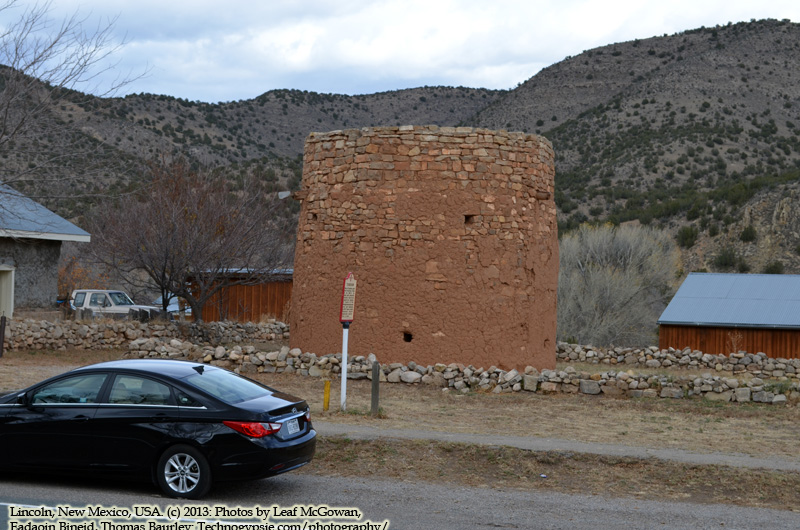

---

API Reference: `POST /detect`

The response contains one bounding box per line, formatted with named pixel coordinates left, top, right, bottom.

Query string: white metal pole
left=341, top=322, right=349, bottom=411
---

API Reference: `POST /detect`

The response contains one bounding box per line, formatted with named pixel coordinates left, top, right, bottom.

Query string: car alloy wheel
left=157, top=444, right=211, bottom=499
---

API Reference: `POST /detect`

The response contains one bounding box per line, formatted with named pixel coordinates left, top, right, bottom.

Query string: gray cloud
left=10, top=0, right=800, bottom=102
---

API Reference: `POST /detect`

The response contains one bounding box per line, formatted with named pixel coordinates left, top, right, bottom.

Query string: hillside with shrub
left=468, top=19, right=800, bottom=274
left=3, top=19, right=799, bottom=273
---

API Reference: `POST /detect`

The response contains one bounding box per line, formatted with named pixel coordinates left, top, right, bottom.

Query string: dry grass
left=0, top=349, right=120, bottom=390
left=250, top=372, right=800, bottom=462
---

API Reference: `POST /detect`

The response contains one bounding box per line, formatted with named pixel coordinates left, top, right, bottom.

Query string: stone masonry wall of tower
left=290, top=125, right=558, bottom=370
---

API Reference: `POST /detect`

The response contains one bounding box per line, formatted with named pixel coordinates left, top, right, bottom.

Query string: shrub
left=713, top=247, right=737, bottom=270
left=762, top=261, right=785, bottom=274
left=676, top=225, right=698, bottom=248
left=736, top=258, right=750, bottom=273
left=739, top=225, right=757, bottom=242
left=558, top=224, right=679, bottom=347
left=686, top=202, right=705, bottom=221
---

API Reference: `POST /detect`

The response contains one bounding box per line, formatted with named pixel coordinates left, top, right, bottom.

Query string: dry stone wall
left=557, top=343, right=799, bottom=378
left=1, top=318, right=288, bottom=351
left=290, top=125, right=558, bottom=370
left=126, top=339, right=799, bottom=405
left=4, top=318, right=797, bottom=404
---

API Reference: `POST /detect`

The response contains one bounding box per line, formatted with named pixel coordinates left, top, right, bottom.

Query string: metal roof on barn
left=0, top=184, right=90, bottom=242
left=658, top=272, right=800, bottom=329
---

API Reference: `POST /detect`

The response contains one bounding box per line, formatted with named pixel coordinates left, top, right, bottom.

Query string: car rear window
left=109, top=375, right=173, bottom=405
left=182, top=368, right=270, bottom=404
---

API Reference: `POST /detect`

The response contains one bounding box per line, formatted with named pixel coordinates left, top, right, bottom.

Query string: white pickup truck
left=70, top=289, right=162, bottom=320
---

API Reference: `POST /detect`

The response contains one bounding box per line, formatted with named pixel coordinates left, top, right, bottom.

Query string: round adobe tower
left=290, top=125, right=557, bottom=370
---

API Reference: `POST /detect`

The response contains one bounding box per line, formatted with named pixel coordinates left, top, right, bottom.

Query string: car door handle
left=70, top=415, right=91, bottom=421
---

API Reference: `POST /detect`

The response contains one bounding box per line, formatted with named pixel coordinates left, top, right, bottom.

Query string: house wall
left=659, top=324, right=800, bottom=359
left=290, top=125, right=558, bottom=370
left=0, top=237, right=61, bottom=310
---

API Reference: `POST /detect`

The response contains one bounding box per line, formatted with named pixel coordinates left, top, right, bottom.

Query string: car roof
left=73, top=359, right=212, bottom=379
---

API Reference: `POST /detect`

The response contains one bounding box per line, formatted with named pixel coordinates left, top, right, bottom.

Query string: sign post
left=339, top=272, right=357, bottom=411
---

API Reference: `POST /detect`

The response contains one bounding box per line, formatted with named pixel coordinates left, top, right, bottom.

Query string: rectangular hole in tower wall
left=403, top=332, right=413, bottom=343
left=464, top=214, right=476, bottom=226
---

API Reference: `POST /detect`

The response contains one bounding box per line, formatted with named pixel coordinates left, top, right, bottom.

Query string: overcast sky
left=7, top=0, right=800, bottom=103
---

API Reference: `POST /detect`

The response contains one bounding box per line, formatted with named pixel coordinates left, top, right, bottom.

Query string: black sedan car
left=0, top=359, right=316, bottom=499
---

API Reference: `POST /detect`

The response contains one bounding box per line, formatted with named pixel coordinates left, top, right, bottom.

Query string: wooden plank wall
left=201, top=281, right=293, bottom=323
left=659, top=324, right=800, bottom=359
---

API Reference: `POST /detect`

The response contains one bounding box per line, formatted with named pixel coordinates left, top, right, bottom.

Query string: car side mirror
left=16, top=392, right=30, bottom=406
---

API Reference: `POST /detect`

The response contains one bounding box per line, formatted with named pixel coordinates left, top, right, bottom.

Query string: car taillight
left=223, top=421, right=281, bottom=438
left=305, top=410, right=311, bottom=422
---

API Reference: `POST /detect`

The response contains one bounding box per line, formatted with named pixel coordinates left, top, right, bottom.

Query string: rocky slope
left=2, top=19, right=799, bottom=272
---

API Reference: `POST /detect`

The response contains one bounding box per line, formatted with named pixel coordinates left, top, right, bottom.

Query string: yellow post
left=323, top=379, right=331, bottom=412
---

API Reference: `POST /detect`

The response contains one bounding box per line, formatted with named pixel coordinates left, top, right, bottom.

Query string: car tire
left=156, top=444, right=212, bottom=499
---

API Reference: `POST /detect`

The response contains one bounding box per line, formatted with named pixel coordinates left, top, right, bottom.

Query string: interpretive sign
left=340, top=273, right=357, bottom=322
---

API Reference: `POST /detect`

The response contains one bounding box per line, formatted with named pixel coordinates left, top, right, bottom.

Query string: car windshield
left=182, top=368, right=270, bottom=404
left=109, top=292, right=134, bottom=305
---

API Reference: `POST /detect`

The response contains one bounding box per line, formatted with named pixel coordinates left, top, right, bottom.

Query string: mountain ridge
left=2, top=18, right=799, bottom=274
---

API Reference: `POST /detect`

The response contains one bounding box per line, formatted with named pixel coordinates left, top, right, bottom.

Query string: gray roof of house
left=658, top=272, right=800, bottom=329
left=0, top=184, right=90, bottom=242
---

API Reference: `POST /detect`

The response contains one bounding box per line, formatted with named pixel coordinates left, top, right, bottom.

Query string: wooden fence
left=201, top=280, right=292, bottom=323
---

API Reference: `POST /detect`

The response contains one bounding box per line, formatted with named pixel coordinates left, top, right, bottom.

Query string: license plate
left=285, top=418, right=300, bottom=435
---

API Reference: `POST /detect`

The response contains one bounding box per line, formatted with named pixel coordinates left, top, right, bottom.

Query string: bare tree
left=557, top=223, right=680, bottom=347
left=0, top=0, right=137, bottom=205
left=89, top=158, right=293, bottom=322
